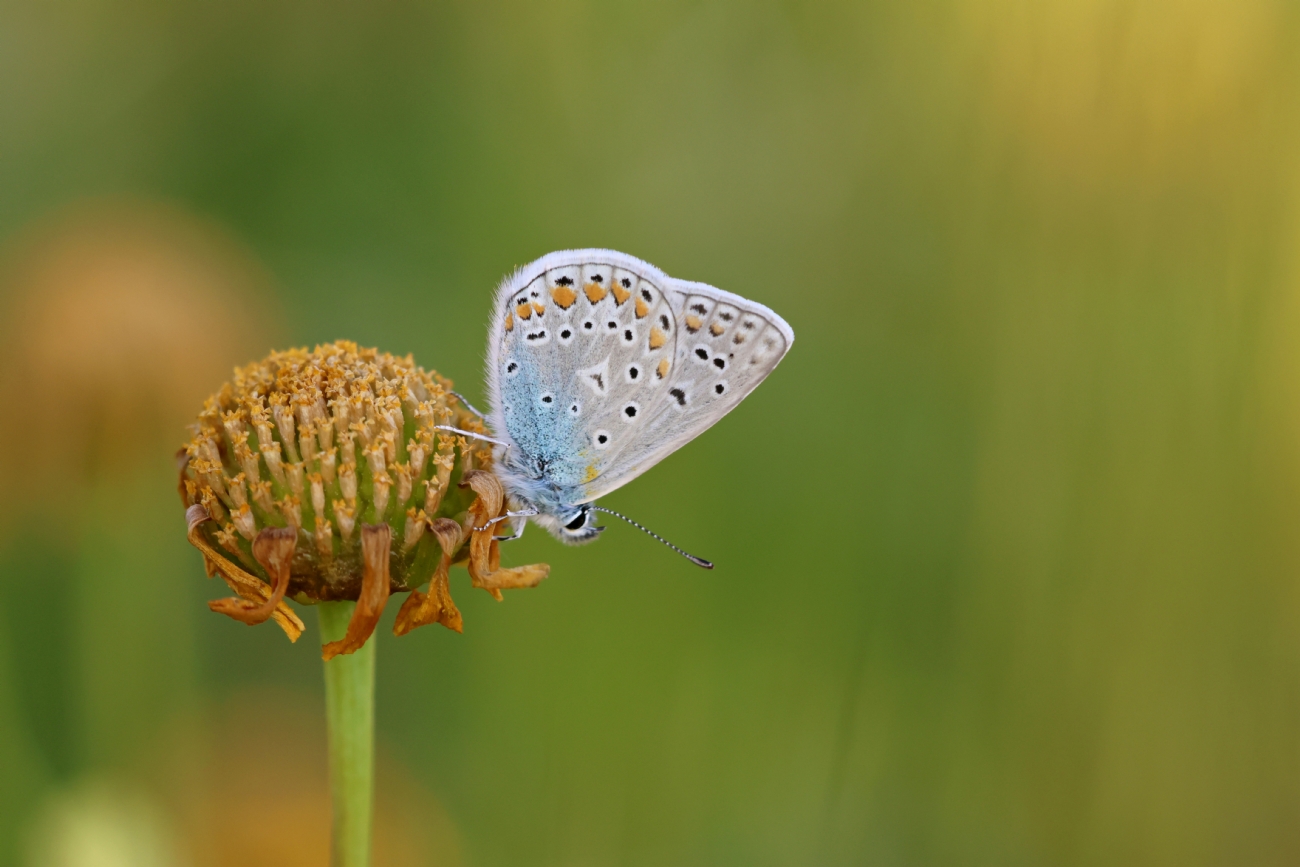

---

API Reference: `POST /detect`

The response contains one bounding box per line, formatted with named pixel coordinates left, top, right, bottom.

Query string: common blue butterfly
left=454, top=250, right=793, bottom=566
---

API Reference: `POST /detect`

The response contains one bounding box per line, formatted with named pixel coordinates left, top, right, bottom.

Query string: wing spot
left=657, top=358, right=670, bottom=380
left=694, top=348, right=709, bottom=361
left=612, top=282, right=632, bottom=305
left=710, top=322, right=725, bottom=336
left=540, top=393, right=554, bottom=405
left=660, top=314, right=670, bottom=329
left=690, top=303, right=707, bottom=314
left=620, top=277, right=632, bottom=288
left=623, top=402, right=640, bottom=421
left=555, top=276, right=574, bottom=286
left=685, top=315, right=702, bottom=333
left=593, top=430, right=611, bottom=449
left=733, top=333, right=746, bottom=345
left=648, top=326, right=667, bottom=350
left=669, top=388, right=687, bottom=406
left=627, top=364, right=640, bottom=381
left=719, top=311, right=734, bottom=321
left=715, top=383, right=727, bottom=395
left=623, top=328, right=634, bottom=343
left=561, top=329, right=572, bottom=339
left=607, top=320, right=618, bottom=330
left=551, top=286, right=577, bottom=308
left=583, top=320, right=595, bottom=331
left=505, top=312, right=514, bottom=332
left=525, top=329, right=548, bottom=342
left=505, top=361, right=518, bottom=374
left=516, top=302, right=533, bottom=320
left=743, top=319, right=757, bottom=330
left=570, top=402, right=580, bottom=415
left=713, top=357, right=726, bottom=370
left=585, top=282, right=607, bottom=303
left=640, top=288, right=652, bottom=301
left=591, top=274, right=604, bottom=283
left=635, top=297, right=650, bottom=318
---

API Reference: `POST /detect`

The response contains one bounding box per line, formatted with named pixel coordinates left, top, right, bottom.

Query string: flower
left=178, top=341, right=548, bottom=658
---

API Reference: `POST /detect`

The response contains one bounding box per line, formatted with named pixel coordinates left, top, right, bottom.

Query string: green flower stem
left=319, top=601, right=375, bottom=867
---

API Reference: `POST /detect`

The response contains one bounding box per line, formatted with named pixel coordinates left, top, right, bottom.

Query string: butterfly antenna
left=590, top=506, right=714, bottom=569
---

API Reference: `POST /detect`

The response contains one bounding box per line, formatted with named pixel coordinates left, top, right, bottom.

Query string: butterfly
left=450, top=249, right=793, bottom=567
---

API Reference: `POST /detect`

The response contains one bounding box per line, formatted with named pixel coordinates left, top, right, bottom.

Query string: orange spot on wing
left=635, top=297, right=650, bottom=318
left=657, top=358, right=670, bottom=379
left=584, top=282, right=607, bottom=303
left=583, top=464, right=599, bottom=483
left=532, top=301, right=545, bottom=316
left=516, top=302, right=533, bottom=320
left=648, top=326, right=667, bottom=350
left=551, top=285, right=577, bottom=309
left=685, top=315, right=702, bottom=333
left=611, top=283, right=631, bottom=305
left=710, top=322, right=725, bottom=336
left=505, top=312, right=514, bottom=331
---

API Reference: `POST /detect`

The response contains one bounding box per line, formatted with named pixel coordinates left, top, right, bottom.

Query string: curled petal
left=459, top=469, right=503, bottom=519
left=394, top=518, right=465, bottom=636
left=322, top=523, right=392, bottom=660
left=208, top=526, right=296, bottom=626
left=458, top=473, right=549, bottom=597
left=185, top=505, right=304, bottom=641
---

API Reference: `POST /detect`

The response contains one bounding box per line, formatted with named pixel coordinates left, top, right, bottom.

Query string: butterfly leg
left=450, top=391, right=487, bottom=421
left=493, top=521, right=527, bottom=543
left=432, top=425, right=511, bottom=452
left=474, top=507, right=538, bottom=533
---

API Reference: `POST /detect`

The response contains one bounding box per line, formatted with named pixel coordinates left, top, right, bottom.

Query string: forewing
left=487, top=251, right=680, bottom=492
left=577, top=277, right=794, bottom=502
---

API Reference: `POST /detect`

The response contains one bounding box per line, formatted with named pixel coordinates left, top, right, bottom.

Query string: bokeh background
left=2, top=1, right=1299, bottom=865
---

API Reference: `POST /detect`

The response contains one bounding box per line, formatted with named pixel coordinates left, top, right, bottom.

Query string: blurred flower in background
left=0, top=200, right=278, bottom=860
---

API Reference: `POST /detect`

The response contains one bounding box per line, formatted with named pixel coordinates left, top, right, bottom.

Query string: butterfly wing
left=486, top=250, right=686, bottom=493
left=486, top=250, right=793, bottom=506
left=574, top=275, right=793, bottom=502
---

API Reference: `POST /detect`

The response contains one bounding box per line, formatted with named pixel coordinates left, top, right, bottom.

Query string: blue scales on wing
left=493, top=259, right=680, bottom=498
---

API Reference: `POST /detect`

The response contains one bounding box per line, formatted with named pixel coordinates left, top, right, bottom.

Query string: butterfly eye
left=565, top=510, right=588, bottom=531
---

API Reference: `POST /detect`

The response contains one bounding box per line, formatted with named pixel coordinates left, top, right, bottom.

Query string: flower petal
left=321, top=523, right=392, bottom=660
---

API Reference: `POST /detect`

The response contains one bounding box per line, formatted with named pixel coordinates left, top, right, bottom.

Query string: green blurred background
left=2, top=1, right=1299, bottom=865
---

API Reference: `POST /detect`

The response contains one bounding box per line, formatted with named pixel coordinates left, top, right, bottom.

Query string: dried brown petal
left=394, top=518, right=465, bottom=636
left=322, top=523, right=392, bottom=660
left=185, top=504, right=304, bottom=641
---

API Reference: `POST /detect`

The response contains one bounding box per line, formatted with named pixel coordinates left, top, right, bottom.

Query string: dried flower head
left=179, top=341, right=549, bottom=658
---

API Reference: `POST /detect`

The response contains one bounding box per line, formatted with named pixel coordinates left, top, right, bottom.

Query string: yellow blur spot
left=648, top=326, right=667, bottom=350
left=533, top=301, right=545, bottom=316
left=685, top=315, right=702, bottom=333
left=584, top=282, right=607, bottom=303
left=710, top=322, right=725, bottom=336
left=583, top=463, right=599, bottom=483
left=611, top=283, right=631, bottom=305
left=657, top=358, right=670, bottom=379
left=505, top=312, right=514, bottom=331
left=516, top=302, right=532, bottom=320
left=635, top=297, right=650, bottom=318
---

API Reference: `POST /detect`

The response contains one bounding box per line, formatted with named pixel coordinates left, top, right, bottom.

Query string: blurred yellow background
left=2, top=1, right=1299, bottom=865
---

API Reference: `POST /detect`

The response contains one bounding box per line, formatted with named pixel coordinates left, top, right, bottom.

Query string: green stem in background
left=319, top=601, right=375, bottom=867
